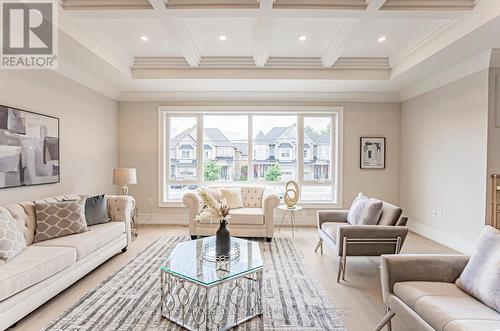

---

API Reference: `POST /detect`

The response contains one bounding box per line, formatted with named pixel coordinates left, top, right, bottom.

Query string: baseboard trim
left=408, top=221, right=474, bottom=254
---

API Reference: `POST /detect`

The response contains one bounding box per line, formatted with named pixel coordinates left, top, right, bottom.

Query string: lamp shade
left=113, top=168, right=137, bottom=185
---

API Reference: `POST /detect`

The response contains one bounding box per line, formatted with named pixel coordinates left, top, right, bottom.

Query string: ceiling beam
left=252, top=0, right=273, bottom=67
left=366, top=0, right=386, bottom=11
left=148, top=0, right=201, bottom=66
left=321, top=20, right=357, bottom=67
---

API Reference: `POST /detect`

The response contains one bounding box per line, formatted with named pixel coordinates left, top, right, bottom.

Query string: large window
left=160, top=108, right=342, bottom=205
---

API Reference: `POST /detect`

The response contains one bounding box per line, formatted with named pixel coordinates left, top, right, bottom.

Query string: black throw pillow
left=85, top=195, right=109, bottom=226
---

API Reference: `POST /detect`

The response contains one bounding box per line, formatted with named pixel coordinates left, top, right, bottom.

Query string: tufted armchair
left=183, top=186, right=280, bottom=241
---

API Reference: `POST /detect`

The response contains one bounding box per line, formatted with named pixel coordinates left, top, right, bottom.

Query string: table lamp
left=113, top=168, right=137, bottom=195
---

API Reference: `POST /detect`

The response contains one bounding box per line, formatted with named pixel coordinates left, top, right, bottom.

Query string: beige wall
left=0, top=70, right=118, bottom=204
left=118, top=101, right=400, bottom=226
left=401, top=70, right=490, bottom=253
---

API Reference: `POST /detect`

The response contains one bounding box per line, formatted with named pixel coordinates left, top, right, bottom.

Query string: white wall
left=0, top=70, right=118, bottom=204
left=118, top=101, right=400, bottom=226
left=400, top=70, right=490, bottom=253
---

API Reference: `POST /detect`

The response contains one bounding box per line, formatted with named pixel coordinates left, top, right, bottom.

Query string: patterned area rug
left=43, top=237, right=346, bottom=330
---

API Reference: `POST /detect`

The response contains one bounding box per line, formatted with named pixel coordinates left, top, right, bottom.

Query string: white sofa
left=183, top=186, right=280, bottom=241
left=0, top=193, right=134, bottom=331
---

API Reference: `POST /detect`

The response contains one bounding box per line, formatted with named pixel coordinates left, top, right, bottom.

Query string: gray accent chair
left=315, top=201, right=408, bottom=282
left=375, top=254, right=500, bottom=331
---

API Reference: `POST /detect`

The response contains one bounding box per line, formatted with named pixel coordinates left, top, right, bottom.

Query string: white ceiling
left=55, top=0, right=500, bottom=101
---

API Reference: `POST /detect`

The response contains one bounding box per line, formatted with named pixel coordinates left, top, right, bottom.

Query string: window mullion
left=197, top=114, right=203, bottom=184
left=297, top=115, right=304, bottom=188
left=248, top=114, right=253, bottom=184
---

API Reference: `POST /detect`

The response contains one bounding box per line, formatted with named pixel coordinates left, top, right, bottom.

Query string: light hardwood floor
left=11, top=225, right=457, bottom=331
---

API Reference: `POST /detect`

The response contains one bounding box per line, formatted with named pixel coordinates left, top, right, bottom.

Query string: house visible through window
left=161, top=109, right=341, bottom=204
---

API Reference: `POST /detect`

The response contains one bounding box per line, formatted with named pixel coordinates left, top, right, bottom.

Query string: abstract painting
left=360, top=137, right=385, bottom=169
left=0, top=105, right=59, bottom=188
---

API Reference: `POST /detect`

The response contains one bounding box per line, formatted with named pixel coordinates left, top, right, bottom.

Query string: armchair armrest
left=317, top=210, right=348, bottom=228
left=336, top=225, right=409, bottom=256
left=107, top=195, right=135, bottom=244
left=380, top=254, right=470, bottom=304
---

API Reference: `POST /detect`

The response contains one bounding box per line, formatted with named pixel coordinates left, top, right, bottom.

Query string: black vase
left=215, top=219, right=231, bottom=257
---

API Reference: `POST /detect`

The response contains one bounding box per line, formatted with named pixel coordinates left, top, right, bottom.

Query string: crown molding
left=273, top=0, right=367, bottom=10
left=389, top=19, right=457, bottom=68
left=400, top=50, right=492, bottom=101
left=118, top=90, right=401, bottom=102
left=132, top=56, right=390, bottom=70
left=62, top=0, right=153, bottom=10
left=380, top=0, right=475, bottom=11
left=166, top=0, right=259, bottom=9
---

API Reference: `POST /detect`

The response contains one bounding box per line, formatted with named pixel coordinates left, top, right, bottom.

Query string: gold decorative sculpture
left=284, top=180, right=299, bottom=208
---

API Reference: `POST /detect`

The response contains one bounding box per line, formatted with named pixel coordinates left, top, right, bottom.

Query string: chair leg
left=386, top=306, right=393, bottom=331
left=374, top=309, right=395, bottom=331
left=314, top=238, right=323, bottom=254
left=341, top=237, right=347, bottom=281
left=336, top=258, right=343, bottom=283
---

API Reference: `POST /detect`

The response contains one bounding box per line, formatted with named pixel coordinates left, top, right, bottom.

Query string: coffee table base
left=160, top=268, right=263, bottom=331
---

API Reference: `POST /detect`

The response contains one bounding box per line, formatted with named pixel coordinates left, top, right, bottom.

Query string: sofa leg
left=265, top=237, right=273, bottom=243
left=314, top=238, right=323, bottom=254
left=374, top=309, right=395, bottom=331
left=121, top=247, right=127, bottom=253
left=190, top=235, right=198, bottom=240
left=341, top=237, right=347, bottom=281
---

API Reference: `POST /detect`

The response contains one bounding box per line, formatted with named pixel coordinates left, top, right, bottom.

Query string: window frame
left=158, top=106, right=343, bottom=208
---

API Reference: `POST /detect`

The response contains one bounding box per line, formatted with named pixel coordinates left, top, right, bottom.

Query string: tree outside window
left=204, top=160, right=221, bottom=181
left=264, top=163, right=282, bottom=181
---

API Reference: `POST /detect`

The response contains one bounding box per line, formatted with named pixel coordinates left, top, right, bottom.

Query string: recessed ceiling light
left=377, top=35, right=387, bottom=43
left=299, top=35, right=307, bottom=41
left=219, top=35, right=227, bottom=41
left=140, top=35, right=149, bottom=42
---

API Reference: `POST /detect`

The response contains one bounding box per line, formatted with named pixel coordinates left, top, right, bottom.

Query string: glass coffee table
left=160, top=236, right=263, bottom=331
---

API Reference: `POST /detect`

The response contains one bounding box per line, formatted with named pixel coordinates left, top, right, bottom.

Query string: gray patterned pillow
left=456, top=226, right=500, bottom=313
left=34, top=199, right=88, bottom=243
left=0, top=212, right=27, bottom=262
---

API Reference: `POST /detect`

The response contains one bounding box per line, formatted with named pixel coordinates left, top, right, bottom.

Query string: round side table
left=277, top=205, right=302, bottom=237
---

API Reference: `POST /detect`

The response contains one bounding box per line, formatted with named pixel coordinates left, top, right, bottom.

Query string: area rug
left=43, top=237, right=346, bottom=330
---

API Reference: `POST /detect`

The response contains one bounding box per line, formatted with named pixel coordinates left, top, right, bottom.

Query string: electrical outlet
left=432, top=210, right=438, bottom=218
left=437, top=210, right=443, bottom=221
left=148, top=198, right=153, bottom=207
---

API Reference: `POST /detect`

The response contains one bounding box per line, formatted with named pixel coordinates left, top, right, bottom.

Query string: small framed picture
left=360, top=137, right=385, bottom=169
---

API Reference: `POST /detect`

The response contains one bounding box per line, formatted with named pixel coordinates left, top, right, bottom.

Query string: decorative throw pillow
left=241, top=186, right=265, bottom=208
left=456, top=226, right=500, bottom=313
left=221, top=188, right=244, bottom=209
left=347, top=193, right=383, bottom=225
left=204, top=187, right=223, bottom=202
left=0, top=212, right=26, bottom=262
left=85, top=195, right=109, bottom=226
left=34, top=199, right=88, bottom=243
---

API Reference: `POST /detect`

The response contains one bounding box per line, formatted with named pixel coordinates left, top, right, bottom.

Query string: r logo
left=2, top=2, right=53, bottom=55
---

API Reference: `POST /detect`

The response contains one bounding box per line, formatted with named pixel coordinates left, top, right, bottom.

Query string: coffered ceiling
left=55, top=0, right=500, bottom=101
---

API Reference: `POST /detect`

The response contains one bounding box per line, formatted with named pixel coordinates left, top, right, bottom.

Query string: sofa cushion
left=85, top=195, right=110, bottom=226
left=33, top=222, right=125, bottom=260
left=221, top=188, right=243, bottom=209
left=320, top=222, right=343, bottom=243
left=0, top=245, right=76, bottom=301
left=241, top=186, right=265, bottom=208
left=378, top=202, right=402, bottom=226
left=0, top=212, right=26, bottom=263
left=197, top=208, right=264, bottom=225
left=34, top=199, right=88, bottom=243
left=394, top=281, right=468, bottom=310
left=456, top=225, right=500, bottom=313
left=414, top=294, right=500, bottom=331
left=444, top=319, right=500, bottom=331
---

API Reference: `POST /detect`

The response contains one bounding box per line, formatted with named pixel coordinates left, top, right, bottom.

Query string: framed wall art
left=0, top=105, right=60, bottom=188
left=360, top=137, right=385, bottom=169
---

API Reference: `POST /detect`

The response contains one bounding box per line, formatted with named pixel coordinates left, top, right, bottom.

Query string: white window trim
left=158, top=106, right=343, bottom=208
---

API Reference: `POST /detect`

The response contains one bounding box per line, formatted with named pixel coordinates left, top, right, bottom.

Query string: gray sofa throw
left=456, top=226, right=500, bottom=313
